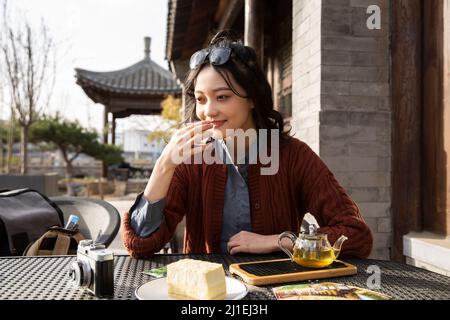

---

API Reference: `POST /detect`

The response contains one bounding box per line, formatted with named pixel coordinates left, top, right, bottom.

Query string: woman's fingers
left=192, top=138, right=215, bottom=155
left=161, top=121, right=214, bottom=168
left=164, top=121, right=217, bottom=164
left=229, top=231, right=246, bottom=242
left=227, top=231, right=248, bottom=252
left=178, top=121, right=213, bottom=139
left=227, top=235, right=244, bottom=253
left=178, top=122, right=195, bottom=134
left=172, top=122, right=210, bottom=143
left=176, top=124, right=213, bottom=145
left=228, top=232, right=277, bottom=255
left=229, top=243, right=250, bottom=255
left=170, top=129, right=215, bottom=162
left=184, top=129, right=214, bottom=148
left=229, top=246, right=242, bottom=255
left=177, top=121, right=201, bottom=134
left=227, top=241, right=238, bottom=254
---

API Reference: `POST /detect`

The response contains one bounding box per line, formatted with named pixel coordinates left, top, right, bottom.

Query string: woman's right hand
left=144, top=121, right=215, bottom=203
left=159, top=120, right=215, bottom=169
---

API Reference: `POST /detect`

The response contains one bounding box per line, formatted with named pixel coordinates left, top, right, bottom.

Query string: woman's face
left=194, top=65, right=255, bottom=138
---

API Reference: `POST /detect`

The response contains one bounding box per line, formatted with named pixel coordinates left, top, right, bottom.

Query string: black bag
left=0, top=188, right=64, bottom=256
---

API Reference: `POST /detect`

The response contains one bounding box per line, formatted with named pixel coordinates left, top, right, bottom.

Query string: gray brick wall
left=292, top=0, right=392, bottom=260
left=292, top=0, right=322, bottom=153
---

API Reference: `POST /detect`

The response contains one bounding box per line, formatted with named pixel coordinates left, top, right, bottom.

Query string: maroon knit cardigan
left=122, top=137, right=373, bottom=259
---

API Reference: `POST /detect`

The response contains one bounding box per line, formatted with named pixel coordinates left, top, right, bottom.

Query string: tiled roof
left=75, top=57, right=181, bottom=96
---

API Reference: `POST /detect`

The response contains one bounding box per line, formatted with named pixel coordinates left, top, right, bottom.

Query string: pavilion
left=75, top=37, right=181, bottom=146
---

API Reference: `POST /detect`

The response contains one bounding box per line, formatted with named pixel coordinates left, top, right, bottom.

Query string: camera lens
left=69, top=260, right=91, bottom=288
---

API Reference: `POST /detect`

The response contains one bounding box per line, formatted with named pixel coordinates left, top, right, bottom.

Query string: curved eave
left=76, top=76, right=181, bottom=96
left=74, top=58, right=182, bottom=98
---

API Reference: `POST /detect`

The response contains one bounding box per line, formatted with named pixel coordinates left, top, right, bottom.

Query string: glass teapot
left=278, top=225, right=348, bottom=268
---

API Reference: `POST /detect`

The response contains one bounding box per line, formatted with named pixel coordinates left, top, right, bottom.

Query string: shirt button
left=255, top=202, right=260, bottom=210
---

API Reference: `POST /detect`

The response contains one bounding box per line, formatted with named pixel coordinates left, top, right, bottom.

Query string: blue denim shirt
left=130, top=139, right=252, bottom=253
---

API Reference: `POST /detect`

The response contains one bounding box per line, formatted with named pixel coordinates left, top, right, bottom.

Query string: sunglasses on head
left=189, top=45, right=254, bottom=70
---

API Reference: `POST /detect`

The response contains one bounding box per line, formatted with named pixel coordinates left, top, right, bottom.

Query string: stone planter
left=83, top=180, right=115, bottom=196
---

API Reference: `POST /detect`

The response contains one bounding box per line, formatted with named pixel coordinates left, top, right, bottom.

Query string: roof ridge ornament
left=144, top=37, right=151, bottom=59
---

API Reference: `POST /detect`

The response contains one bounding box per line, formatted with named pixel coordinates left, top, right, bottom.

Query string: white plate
left=135, top=276, right=248, bottom=300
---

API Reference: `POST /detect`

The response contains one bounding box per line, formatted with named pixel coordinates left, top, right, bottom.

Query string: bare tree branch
left=0, top=2, right=57, bottom=173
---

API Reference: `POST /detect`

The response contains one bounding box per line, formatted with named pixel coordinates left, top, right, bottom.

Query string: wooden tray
left=229, top=258, right=357, bottom=286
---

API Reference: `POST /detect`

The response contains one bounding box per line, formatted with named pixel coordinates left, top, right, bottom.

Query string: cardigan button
left=255, top=202, right=260, bottom=210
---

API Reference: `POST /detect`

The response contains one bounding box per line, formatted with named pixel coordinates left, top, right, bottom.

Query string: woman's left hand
left=227, top=231, right=279, bottom=255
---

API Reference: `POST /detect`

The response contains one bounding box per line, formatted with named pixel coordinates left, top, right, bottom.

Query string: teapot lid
left=300, top=224, right=326, bottom=240
left=309, top=224, right=317, bottom=235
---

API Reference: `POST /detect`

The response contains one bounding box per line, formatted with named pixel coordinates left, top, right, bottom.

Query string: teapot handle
left=278, top=231, right=297, bottom=261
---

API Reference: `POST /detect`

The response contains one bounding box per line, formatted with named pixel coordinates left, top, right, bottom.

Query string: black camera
left=68, top=239, right=114, bottom=297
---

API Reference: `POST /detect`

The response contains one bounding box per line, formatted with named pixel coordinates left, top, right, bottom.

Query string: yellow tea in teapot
left=293, top=247, right=338, bottom=268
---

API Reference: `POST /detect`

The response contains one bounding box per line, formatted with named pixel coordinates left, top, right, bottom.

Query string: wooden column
left=103, top=107, right=109, bottom=144
left=244, top=0, right=264, bottom=66
left=102, top=107, right=109, bottom=178
left=391, top=0, right=423, bottom=262
left=111, top=114, right=116, bottom=146
left=422, top=0, right=450, bottom=235
left=216, top=0, right=244, bottom=31
left=444, top=0, right=450, bottom=236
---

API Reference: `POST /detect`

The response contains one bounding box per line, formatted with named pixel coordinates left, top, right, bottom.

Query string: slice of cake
left=167, top=259, right=227, bottom=300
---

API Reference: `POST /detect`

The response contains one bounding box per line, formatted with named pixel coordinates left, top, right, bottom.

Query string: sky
left=0, top=0, right=169, bottom=133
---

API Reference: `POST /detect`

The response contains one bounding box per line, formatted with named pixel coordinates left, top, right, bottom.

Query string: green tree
left=84, top=142, right=123, bottom=166
left=0, top=119, right=19, bottom=144
left=30, top=115, right=123, bottom=179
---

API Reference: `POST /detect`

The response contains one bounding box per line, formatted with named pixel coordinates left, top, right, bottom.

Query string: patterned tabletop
left=0, top=253, right=449, bottom=300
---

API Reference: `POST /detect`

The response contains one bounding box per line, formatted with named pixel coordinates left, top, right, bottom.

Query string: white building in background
left=115, top=115, right=170, bottom=166
left=121, top=129, right=165, bottom=162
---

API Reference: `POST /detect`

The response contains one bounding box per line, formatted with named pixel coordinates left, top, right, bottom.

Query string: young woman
left=122, top=30, right=373, bottom=258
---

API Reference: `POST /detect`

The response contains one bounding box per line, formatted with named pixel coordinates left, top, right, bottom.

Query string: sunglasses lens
left=189, top=50, right=209, bottom=69
left=210, top=48, right=232, bottom=66
left=189, top=47, right=237, bottom=69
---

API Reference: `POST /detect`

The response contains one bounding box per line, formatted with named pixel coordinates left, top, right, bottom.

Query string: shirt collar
left=213, top=136, right=257, bottom=166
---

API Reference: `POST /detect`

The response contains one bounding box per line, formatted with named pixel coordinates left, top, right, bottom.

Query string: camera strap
left=53, top=233, right=71, bottom=255
left=23, top=226, right=85, bottom=256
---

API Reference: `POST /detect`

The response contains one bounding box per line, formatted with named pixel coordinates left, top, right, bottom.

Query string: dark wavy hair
left=183, top=30, right=291, bottom=143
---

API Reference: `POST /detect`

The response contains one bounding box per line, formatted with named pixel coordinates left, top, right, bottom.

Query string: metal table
left=0, top=254, right=449, bottom=300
